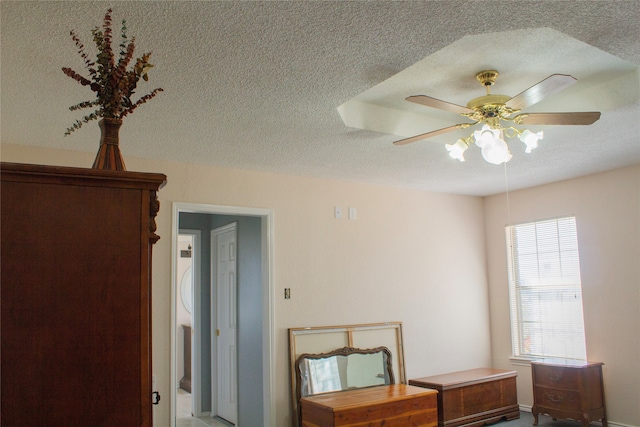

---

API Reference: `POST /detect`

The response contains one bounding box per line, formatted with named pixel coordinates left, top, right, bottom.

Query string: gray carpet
left=502, top=411, right=599, bottom=427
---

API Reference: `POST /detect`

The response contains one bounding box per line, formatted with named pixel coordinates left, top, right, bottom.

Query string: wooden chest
left=409, top=368, right=519, bottom=427
left=531, top=359, right=607, bottom=427
left=300, top=384, right=438, bottom=427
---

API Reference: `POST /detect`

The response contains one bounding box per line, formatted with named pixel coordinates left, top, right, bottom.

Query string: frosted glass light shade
left=471, top=125, right=511, bottom=164
left=520, top=129, right=543, bottom=153
left=480, top=135, right=512, bottom=165
left=445, top=139, right=468, bottom=161
left=473, top=124, right=501, bottom=148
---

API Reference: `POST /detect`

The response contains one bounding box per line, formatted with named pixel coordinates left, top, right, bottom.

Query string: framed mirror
left=296, top=346, right=394, bottom=398
left=288, top=322, right=405, bottom=427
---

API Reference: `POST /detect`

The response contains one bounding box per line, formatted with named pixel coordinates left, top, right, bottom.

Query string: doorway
left=171, top=202, right=274, bottom=427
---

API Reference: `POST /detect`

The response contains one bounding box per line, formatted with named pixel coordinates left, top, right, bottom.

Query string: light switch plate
left=349, top=207, right=357, bottom=220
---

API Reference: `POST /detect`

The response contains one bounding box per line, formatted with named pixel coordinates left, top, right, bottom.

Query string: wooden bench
left=409, top=368, right=519, bottom=427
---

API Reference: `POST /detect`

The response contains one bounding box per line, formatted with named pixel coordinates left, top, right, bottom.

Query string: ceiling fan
left=394, top=70, right=601, bottom=164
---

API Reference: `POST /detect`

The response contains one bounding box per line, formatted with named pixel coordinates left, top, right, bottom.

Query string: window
left=505, top=216, right=587, bottom=360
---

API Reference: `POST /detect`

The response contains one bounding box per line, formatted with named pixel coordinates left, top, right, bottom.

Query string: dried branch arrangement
left=62, top=9, right=163, bottom=135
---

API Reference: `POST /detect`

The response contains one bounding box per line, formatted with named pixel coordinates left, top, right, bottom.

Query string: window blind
left=505, top=216, right=587, bottom=360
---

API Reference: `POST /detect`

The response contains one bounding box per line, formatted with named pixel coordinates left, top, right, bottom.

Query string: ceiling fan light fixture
left=473, top=124, right=500, bottom=148
left=479, top=131, right=512, bottom=165
left=519, top=129, right=543, bottom=153
left=394, top=70, right=600, bottom=166
left=446, top=139, right=468, bottom=161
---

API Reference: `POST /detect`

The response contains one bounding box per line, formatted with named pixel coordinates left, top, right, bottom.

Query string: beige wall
left=1, top=143, right=492, bottom=426
left=484, top=165, right=640, bottom=426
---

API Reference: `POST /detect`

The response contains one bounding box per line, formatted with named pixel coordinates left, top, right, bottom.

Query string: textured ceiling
left=1, top=1, right=639, bottom=196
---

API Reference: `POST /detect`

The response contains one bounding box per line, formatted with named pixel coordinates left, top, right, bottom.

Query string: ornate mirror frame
left=288, top=322, right=406, bottom=427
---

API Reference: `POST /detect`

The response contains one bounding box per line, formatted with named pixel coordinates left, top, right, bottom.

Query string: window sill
left=509, top=355, right=589, bottom=367
left=509, top=355, right=541, bottom=366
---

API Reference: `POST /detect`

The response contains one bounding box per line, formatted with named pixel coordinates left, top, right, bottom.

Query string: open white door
left=212, top=223, right=237, bottom=425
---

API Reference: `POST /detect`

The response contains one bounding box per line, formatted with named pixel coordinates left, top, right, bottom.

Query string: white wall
left=1, top=143, right=491, bottom=426
left=484, top=165, right=640, bottom=426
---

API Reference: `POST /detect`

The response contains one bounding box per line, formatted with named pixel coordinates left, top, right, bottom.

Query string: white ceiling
left=1, top=1, right=639, bottom=196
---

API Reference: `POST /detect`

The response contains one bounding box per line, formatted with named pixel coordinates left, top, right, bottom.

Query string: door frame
left=171, top=202, right=275, bottom=427
left=177, top=229, right=200, bottom=416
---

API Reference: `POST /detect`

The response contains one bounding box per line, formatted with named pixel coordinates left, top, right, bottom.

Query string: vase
left=92, top=118, right=127, bottom=171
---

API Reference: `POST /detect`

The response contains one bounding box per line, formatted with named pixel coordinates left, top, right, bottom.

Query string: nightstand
left=531, top=359, right=607, bottom=427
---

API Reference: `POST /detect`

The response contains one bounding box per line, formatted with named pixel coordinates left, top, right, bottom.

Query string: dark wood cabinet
left=1, top=162, right=166, bottom=426
left=410, top=368, right=519, bottom=427
left=531, top=359, right=607, bottom=427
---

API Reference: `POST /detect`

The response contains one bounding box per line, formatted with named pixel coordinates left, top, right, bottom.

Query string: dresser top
left=300, top=384, right=436, bottom=411
left=1, top=162, right=166, bottom=190
left=409, top=368, right=517, bottom=389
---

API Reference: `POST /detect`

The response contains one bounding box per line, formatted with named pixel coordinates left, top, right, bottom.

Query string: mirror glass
left=297, top=349, right=393, bottom=397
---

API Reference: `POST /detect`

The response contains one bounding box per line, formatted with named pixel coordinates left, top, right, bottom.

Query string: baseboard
left=214, top=416, right=234, bottom=426
left=518, top=404, right=631, bottom=427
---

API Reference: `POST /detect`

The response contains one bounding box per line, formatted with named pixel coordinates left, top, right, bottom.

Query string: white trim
left=170, top=202, right=275, bottom=427
left=262, top=213, right=276, bottom=427
left=519, top=405, right=629, bottom=427
left=509, top=355, right=537, bottom=366
left=604, top=421, right=638, bottom=427
left=170, top=216, right=178, bottom=426
left=177, top=229, right=201, bottom=417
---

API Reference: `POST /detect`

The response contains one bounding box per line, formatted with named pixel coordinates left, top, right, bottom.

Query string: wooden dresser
left=409, top=368, right=519, bottom=427
left=300, top=384, right=438, bottom=427
left=531, top=359, right=607, bottom=427
left=1, top=162, right=166, bottom=426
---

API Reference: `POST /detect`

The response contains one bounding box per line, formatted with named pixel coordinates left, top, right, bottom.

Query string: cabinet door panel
left=2, top=182, right=142, bottom=425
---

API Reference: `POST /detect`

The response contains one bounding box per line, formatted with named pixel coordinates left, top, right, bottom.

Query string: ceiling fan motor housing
left=465, top=71, right=519, bottom=126
left=476, top=70, right=499, bottom=87
left=466, top=94, right=515, bottom=127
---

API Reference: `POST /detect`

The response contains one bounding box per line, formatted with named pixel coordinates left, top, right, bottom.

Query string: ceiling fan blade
left=406, top=95, right=474, bottom=115
left=514, top=112, right=601, bottom=125
left=393, top=124, right=468, bottom=146
left=506, top=74, right=577, bottom=110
